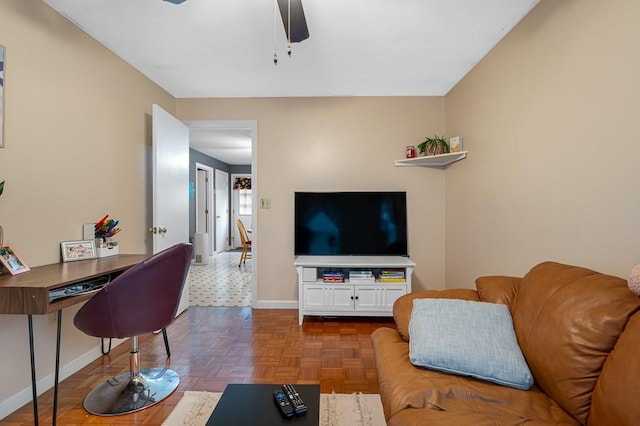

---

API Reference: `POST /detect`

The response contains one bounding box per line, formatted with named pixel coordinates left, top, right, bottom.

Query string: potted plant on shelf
left=417, top=135, right=450, bottom=156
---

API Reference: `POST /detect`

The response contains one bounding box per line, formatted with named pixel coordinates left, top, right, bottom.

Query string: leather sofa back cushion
left=513, top=262, right=640, bottom=424
left=589, top=313, right=640, bottom=425
left=475, top=276, right=521, bottom=312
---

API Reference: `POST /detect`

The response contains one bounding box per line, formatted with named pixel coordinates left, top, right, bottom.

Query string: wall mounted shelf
left=393, top=151, right=467, bottom=168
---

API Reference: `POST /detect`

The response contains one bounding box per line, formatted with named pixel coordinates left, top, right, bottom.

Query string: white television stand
left=294, top=255, right=416, bottom=325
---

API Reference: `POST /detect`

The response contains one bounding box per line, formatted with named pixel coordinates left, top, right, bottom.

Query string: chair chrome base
left=83, top=367, right=179, bottom=416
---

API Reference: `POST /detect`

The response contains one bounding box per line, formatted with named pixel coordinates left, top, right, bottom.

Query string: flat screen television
left=294, top=191, right=408, bottom=256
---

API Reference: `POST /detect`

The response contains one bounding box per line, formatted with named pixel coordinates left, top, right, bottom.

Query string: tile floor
left=188, top=250, right=252, bottom=307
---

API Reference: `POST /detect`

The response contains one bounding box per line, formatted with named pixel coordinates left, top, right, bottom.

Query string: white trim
left=252, top=300, right=299, bottom=310
left=249, top=121, right=258, bottom=309
left=0, top=338, right=126, bottom=420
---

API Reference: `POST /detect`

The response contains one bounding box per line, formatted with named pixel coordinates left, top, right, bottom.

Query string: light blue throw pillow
left=408, top=298, right=534, bottom=390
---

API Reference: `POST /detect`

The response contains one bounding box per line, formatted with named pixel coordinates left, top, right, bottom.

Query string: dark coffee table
left=206, top=384, right=320, bottom=426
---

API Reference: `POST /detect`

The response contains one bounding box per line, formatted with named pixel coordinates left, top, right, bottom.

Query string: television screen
left=294, top=191, right=408, bottom=256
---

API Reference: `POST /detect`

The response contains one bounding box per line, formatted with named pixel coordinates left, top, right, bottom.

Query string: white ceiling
left=189, top=126, right=253, bottom=165
left=42, top=0, right=540, bottom=164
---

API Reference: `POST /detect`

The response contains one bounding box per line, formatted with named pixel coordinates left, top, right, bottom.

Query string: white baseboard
left=252, top=300, right=298, bottom=309
left=0, top=338, right=126, bottom=421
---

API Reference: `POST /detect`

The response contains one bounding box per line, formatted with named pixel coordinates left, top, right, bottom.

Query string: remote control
left=273, top=389, right=294, bottom=418
left=283, top=384, right=308, bottom=416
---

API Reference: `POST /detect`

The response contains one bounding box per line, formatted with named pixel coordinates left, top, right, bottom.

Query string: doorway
left=186, top=120, right=257, bottom=307
left=231, top=174, right=252, bottom=249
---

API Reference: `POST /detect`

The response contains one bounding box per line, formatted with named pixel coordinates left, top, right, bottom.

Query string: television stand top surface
left=294, top=255, right=415, bottom=268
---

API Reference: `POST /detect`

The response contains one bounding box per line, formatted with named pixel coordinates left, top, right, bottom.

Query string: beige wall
left=177, top=97, right=447, bottom=302
left=445, top=0, right=640, bottom=287
left=0, top=0, right=173, bottom=414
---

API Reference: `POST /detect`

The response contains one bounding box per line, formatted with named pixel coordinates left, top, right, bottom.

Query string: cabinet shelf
left=394, top=151, right=467, bottom=168
left=294, top=256, right=415, bottom=325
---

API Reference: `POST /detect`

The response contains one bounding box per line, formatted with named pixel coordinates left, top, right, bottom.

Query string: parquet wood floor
left=1, top=307, right=395, bottom=425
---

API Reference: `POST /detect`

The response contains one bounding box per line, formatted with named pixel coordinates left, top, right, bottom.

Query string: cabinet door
left=354, top=285, right=407, bottom=311
left=382, top=286, right=406, bottom=309
left=331, top=286, right=355, bottom=310
left=303, top=286, right=327, bottom=309
left=303, top=285, right=354, bottom=311
left=354, top=287, right=379, bottom=310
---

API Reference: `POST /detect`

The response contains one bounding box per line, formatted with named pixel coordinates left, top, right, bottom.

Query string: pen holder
left=96, top=239, right=119, bottom=258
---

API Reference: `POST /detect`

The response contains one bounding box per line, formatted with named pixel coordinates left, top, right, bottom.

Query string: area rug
left=162, top=390, right=386, bottom=426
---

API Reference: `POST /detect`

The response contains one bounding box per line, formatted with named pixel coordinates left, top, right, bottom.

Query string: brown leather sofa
left=372, top=261, right=640, bottom=425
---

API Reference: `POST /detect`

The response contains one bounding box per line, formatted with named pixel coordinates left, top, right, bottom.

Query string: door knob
left=149, top=227, right=157, bottom=234
left=159, top=227, right=168, bottom=234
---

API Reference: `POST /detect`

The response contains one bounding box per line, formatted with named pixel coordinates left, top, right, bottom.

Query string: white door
left=214, top=169, right=229, bottom=253
left=195, top=164, right=215, bottom=256
left=152, top=104, right=190, bottom=315
left=196, top=169, right=208, bottom=235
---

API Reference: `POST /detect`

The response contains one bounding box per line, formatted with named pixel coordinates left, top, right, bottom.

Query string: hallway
left=188, top=250, right=252, bottom=307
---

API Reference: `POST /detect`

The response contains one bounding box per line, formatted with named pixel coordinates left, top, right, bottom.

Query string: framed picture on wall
left=0, top=244, right=30, bottom=275
left=1, top=43, right=5, bottom=148
left=60, top=240, right=97, bottom=262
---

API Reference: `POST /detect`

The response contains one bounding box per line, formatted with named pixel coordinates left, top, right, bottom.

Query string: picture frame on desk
left=61, top=239, right=97, bottom=262
left=0, top=243, right=31, bottom=275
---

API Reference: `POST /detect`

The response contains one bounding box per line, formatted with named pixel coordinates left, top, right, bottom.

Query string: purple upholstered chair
left=73, top=243, right=193, bottom=416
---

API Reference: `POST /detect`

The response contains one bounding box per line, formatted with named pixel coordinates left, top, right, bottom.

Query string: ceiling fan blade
left=277, top=0, right=309, bottom=43
left=163, top=0, right=188, bottom=4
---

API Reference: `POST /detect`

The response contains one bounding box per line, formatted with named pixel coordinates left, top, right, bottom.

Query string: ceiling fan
left=276, top=0, right=309, bottom=43
left=162, top=0, right=309, bottom=43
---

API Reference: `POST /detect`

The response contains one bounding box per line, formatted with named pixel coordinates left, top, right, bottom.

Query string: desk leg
left=27, top=315, right=39, bottom=426
left=53, top=309, right=62, bottom=426
left=27, top=311, right=62, bottom=426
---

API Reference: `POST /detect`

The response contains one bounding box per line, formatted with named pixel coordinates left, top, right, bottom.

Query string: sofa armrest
left=393, top=289, right=480, bottom=341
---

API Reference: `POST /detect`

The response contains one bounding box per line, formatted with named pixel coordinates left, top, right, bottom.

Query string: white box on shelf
left=302, top=267, right=317, bottom=282
left=96, top=244, right=118, bottom=258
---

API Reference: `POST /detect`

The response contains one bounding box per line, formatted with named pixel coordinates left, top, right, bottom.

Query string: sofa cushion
left=393, top=289, right=480, bottom=341
left=408, top=298, right=533, bottom=390
left=371, top=327, right=577, bottom=425
left=475, top=275, right=521, bottom=312
left=513, top=261, right=640, bottom=424
left=589, top=313, right=640, bottom=425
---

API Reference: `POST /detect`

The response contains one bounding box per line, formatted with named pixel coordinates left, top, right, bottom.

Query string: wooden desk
left=0, top=254, right=149, bottom=426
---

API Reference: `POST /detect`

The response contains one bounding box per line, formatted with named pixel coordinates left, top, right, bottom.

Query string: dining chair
left=236, top=219, right=252, bottom=267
